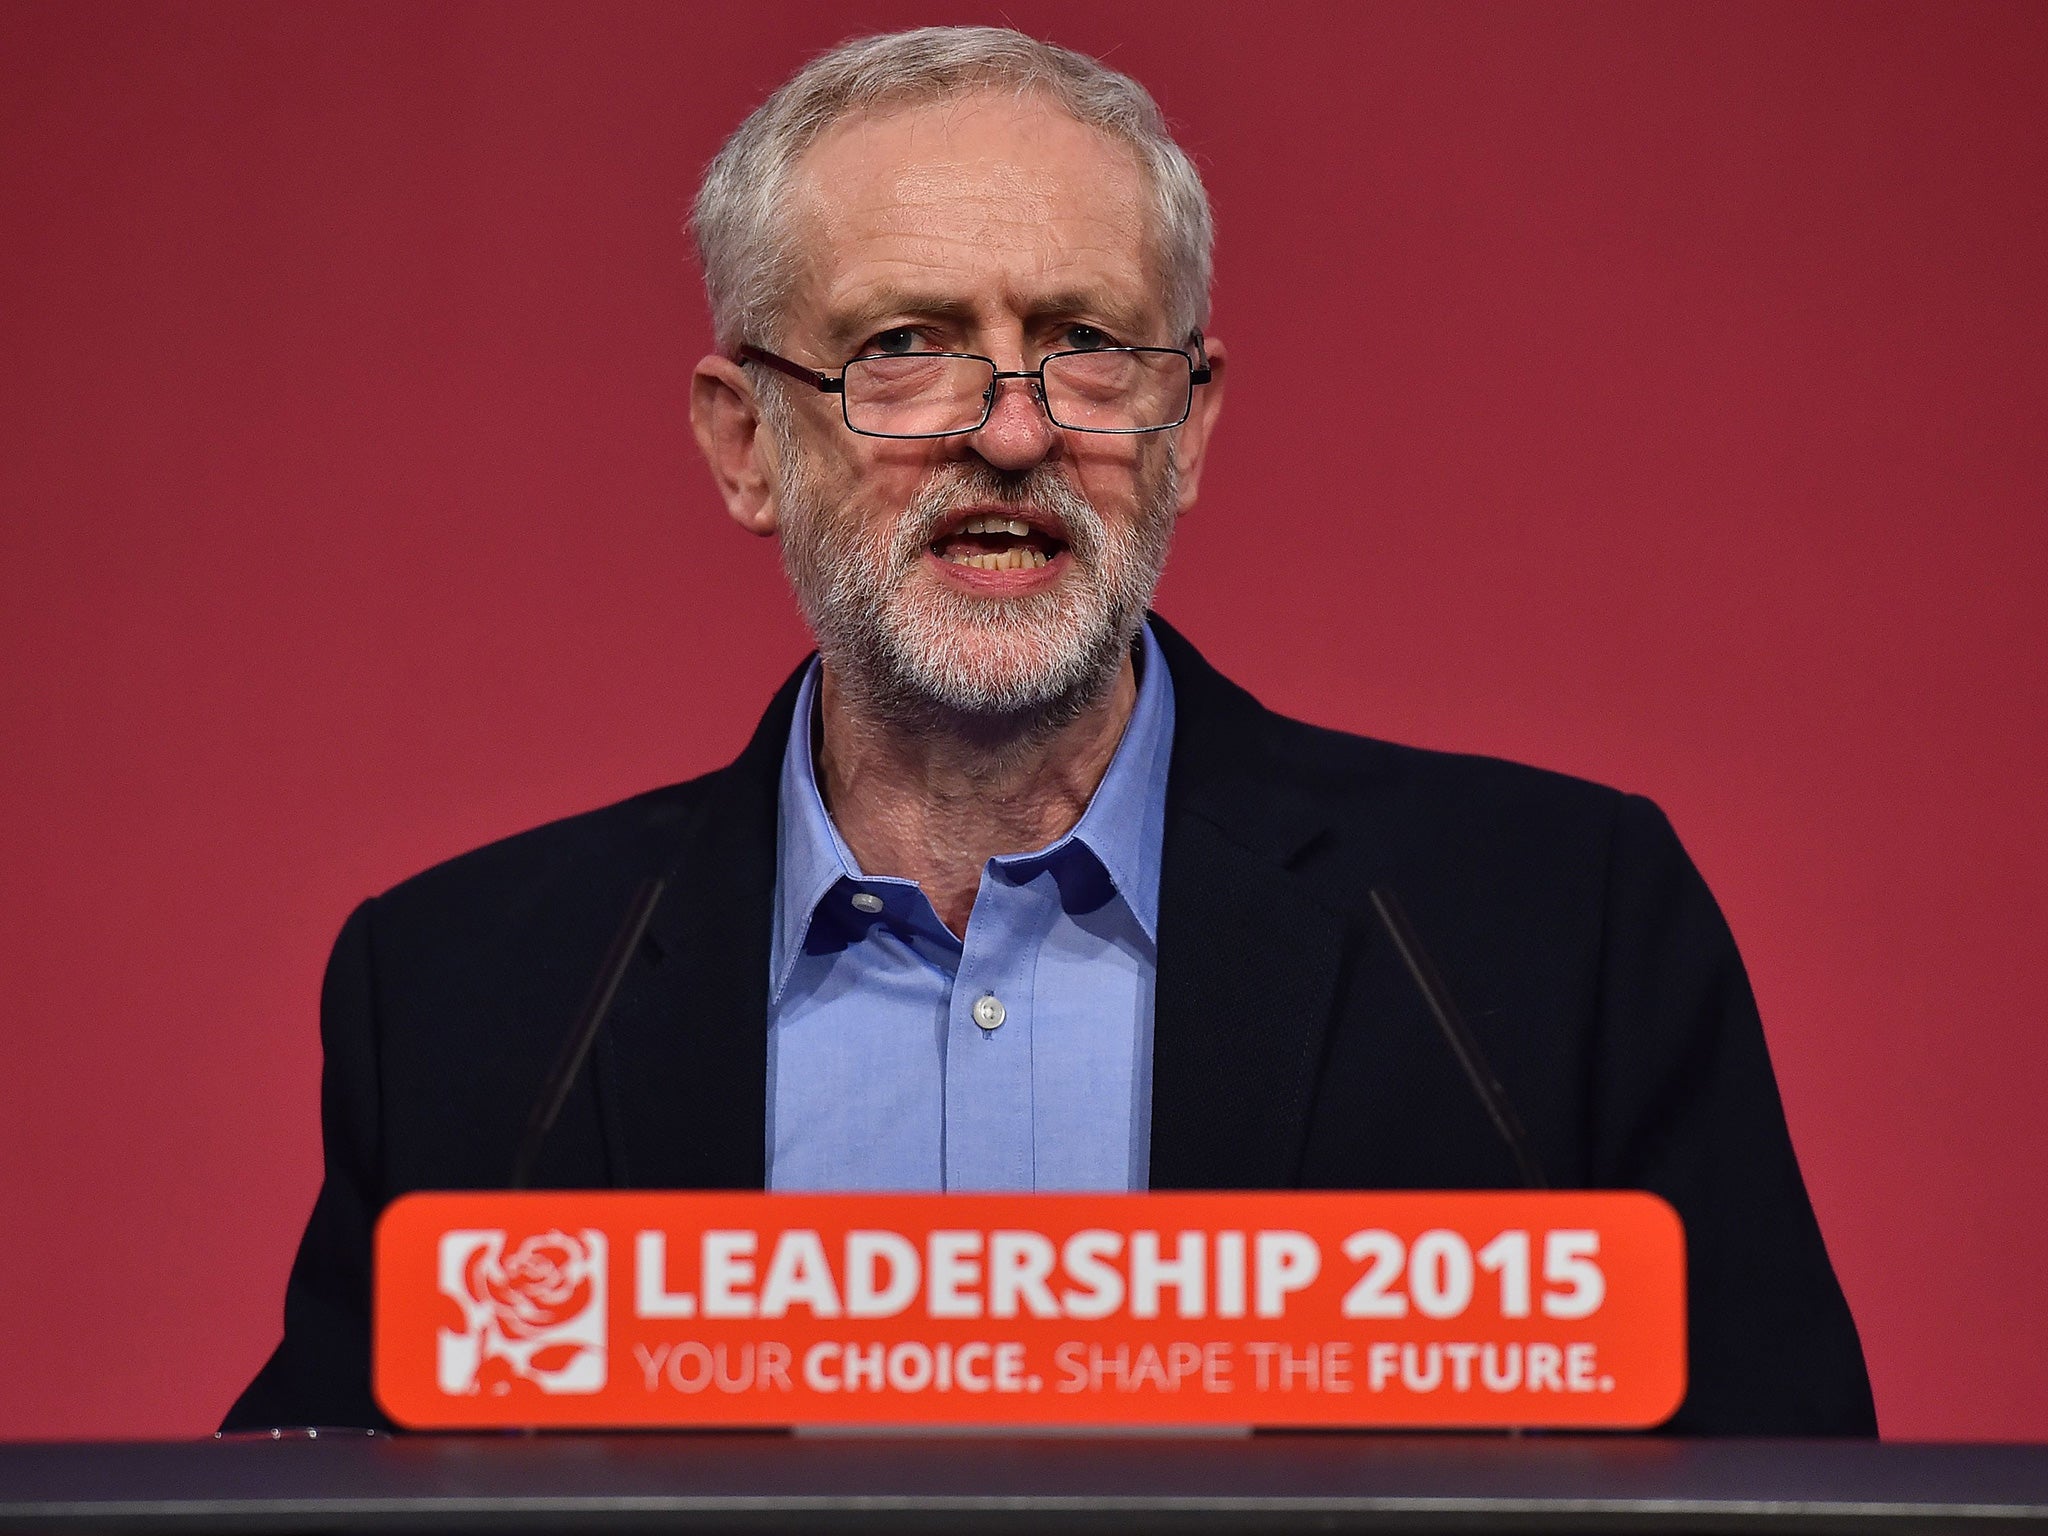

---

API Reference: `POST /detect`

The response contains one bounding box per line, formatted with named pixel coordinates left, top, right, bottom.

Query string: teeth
left=959, top=515, right=1033, bottom=536
left=944, top=547, right=1051, bottom=570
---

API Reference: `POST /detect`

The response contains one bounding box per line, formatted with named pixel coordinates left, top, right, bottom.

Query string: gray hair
left=690, top=26, right=1214, bottom=355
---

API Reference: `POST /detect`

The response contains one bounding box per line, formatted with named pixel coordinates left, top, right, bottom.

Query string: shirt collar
left=770, top=620, right=1176, bottom=997
left=1008, top=619, right=1173, bottom=942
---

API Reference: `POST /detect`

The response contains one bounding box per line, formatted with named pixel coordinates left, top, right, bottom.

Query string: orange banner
left=375, top=1191, right=1685, bottom=1430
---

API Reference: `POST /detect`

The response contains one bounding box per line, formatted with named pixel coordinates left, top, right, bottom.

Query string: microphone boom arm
left=1368, top=886, right=1550, bottom=1190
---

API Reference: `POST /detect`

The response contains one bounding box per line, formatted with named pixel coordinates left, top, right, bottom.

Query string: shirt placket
left=941, top=868, right=1043, bottom=1191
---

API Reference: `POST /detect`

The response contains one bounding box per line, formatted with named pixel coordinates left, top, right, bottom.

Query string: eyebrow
left=821, top=287, right=1163, bottom=357
left=821, top=291, right=975, bottom=355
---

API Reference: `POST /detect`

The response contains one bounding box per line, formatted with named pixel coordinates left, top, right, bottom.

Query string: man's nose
left=965, top=372, right=1059, bottom=471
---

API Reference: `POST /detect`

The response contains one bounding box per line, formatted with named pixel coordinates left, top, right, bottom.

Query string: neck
left=814, top=655, right=1139, bottom=937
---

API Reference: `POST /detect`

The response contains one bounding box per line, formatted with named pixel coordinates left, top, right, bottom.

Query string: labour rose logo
left=437, top=1229, right=607, bottom=1395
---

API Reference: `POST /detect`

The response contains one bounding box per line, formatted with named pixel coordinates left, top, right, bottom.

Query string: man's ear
left=690, top=355, right=781, bottom=536
left=1169, top=335, right=1226, bottom=514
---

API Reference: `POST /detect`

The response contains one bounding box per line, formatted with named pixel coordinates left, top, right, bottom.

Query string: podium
left=3, top=1434, right=2047, bottom=1533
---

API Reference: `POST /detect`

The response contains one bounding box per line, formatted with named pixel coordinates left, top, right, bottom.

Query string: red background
left=2, top=1, right=2042, bottom=1440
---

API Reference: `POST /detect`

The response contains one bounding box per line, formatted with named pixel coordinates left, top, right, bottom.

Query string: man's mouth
left=929, top=513, right=1068, bottom=572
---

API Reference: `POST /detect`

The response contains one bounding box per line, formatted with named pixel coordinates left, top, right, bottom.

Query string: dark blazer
left=227, top=619, right=1876, bottom=1436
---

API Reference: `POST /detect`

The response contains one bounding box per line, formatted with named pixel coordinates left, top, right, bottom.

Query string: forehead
left=781, top=91, right=1159, bottom=342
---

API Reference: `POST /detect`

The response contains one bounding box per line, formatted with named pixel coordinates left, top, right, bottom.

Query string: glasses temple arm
left=734, top=345, right=844, bottom=395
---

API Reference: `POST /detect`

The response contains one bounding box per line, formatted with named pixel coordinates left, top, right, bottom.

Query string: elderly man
left=228, top=28, right=1875, bottom=1435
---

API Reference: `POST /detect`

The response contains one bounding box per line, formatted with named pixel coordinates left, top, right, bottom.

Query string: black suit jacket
left=227, top=619, right=1876, bottom=1435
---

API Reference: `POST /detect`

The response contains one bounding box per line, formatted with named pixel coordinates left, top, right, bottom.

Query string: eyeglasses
left=736, top=333, right=1212, bottom=439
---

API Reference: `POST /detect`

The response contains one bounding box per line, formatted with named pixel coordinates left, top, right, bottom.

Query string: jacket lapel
left=1147, top=619, right=1350, bottom=1190
left=592, top=667, right=803, bottom=1191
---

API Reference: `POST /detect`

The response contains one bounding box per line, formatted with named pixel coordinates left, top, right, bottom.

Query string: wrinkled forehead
left=776, top=91, right=1164, bottom=338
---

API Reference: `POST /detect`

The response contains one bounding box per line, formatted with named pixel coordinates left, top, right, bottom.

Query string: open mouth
left=929, top=513, right=1067, bottom=572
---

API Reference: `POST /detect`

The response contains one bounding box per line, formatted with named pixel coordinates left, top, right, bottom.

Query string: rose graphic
left=439, top=1228, right=606, bottom=1395
left=465, top=1231, right=595, bottom=1341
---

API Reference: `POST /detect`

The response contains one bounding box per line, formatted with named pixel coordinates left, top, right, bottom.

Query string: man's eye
left=1057, top=324, right=1117, bottom=352
left=862, top=327, right=923, bottom=356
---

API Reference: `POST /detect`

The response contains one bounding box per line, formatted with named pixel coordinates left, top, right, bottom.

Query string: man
left=228, top=27, right=1875, bottom=1435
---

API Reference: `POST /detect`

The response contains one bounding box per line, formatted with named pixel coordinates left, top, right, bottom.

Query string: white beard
left=774, top=447, right=1179, bottom=735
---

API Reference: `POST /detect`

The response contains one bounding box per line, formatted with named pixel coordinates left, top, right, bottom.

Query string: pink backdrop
left=2, top=1, right=2043, bottom=1441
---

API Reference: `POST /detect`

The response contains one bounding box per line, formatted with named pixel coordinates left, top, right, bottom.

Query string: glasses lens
left=843, top=355, right=994, bottom=437
left=1044, top=349, right=1192, bottom=431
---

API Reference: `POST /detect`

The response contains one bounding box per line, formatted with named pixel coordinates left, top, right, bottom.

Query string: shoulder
left=1269, top=708, right=1633, bottom=828
left=1266, top=710, right=1681, bottom=932
left=372, top=779, right=711, bottom=929
left=1153, top=616, right=1654, bottom=868
left=358, top=659, right=803, bottom=959
left=326, top=777, right=730, bottom=1012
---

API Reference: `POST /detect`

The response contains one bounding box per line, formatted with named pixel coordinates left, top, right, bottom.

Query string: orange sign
left=375, top=1191, right=1685, bottom=1430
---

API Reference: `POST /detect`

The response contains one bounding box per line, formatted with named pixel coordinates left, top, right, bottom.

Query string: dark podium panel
left=2, top=1434, right=2045, bottom=1533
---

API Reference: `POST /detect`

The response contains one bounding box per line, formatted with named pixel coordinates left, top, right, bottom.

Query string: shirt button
left=972, top=994, right=1007, bottom=1031
left=850, top=891, right=884, bottom=914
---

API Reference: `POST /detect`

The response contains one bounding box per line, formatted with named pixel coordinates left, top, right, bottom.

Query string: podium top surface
left=2, top=1434, right=2047, bottom=1533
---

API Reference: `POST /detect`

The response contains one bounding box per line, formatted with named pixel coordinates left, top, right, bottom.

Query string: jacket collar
left=594, top=617, right=1347, bottom=1192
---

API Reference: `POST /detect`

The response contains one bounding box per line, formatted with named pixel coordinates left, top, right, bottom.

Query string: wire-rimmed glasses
left=736, top=333, right=1212, bottom=439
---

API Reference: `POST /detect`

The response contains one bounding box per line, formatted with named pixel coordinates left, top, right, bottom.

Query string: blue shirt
left=765, top=623, right=1175, bottom=1192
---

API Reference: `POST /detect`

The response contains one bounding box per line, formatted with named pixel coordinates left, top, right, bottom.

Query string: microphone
left=508, top=875, right=668, bottom=1190
left=1367, top=887, right=1549, bottom=1190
